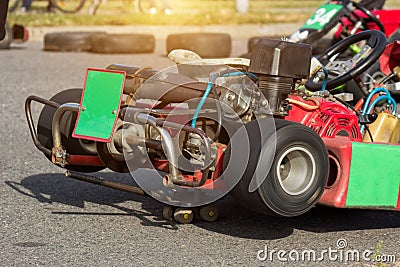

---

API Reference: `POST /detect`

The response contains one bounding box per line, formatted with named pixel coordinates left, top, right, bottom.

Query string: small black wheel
left=173, top=208, right=193, bottom=224
left=162, top=206, right=173, bottom=221
left=199, top=205, right=219, bottom=222
left=50, top=0, right=86, bottom=13
left=37, top=88, right=105, bottom=173
left=227, top=119, right=329, bottom=217
left=192, top=207, right=201, bottom=220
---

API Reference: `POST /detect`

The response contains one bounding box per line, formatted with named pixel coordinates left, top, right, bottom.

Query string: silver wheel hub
left=277, top=146, right=316, bottom=196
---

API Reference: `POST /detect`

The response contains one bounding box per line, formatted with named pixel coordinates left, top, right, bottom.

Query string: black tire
left=247, top=36, right=281, bottom=53
left=90, top=33, right=155, bottom=54
left=37, top=88, right=105, bottom=173
left=242, top=35, right=280, bottom=58
left=227, top=119, right=329, bottom=217
left=0, top=24, right=13, bottom=49
left=44, top=32, right=104, bottom=52
left=50, top=0, right=86, bottom=13
left=166, top=33, right=231, bottom=58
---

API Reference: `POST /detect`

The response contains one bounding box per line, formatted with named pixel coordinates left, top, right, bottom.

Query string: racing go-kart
left=25, top=30, right=400, bottom=223
left=246, top=0, right=400, bottom=57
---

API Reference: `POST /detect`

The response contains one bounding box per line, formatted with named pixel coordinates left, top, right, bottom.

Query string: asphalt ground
left=0, top=39, right=399, bottom=266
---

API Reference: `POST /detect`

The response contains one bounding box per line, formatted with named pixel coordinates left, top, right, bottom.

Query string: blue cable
left=222, top=71, right=243, bottom=77
left=366, top=95, right=396, bottom=115
left=221, top=71, right=258, bottom=80
left=360, top=95, right=396, bottom=132
left=362, top=87, right=394, bottom=115
left=191, top=81, right=213, bottom=128
left=321, top=67, right=329, bottom=92
left=246, top=72, right=258, bottom=80
left=191, top=71, right=257, bottom=128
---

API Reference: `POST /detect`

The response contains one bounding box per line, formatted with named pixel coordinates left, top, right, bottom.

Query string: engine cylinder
left=258, top=76, right=293, bottom=115
left=249, top=38, right=312, bottom=115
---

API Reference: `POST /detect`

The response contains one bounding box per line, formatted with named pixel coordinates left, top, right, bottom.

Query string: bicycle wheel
left=50, top=0, right=86, bottom=13
left=8, top=0, right=21, bottom=13
left=137, top=0, right=153, bottom=14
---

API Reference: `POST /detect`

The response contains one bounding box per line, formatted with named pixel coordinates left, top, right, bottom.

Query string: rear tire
left=90, top=33, right=155, bottom=54
left=247, top=35, right=282, bottom=52
left=227, top=119, right=329, bottom=217
left=37, top=88, right=105, bottom=173
left=44, top=32, right=104, bottom=52
left=166, top=33, right=231, bottom=58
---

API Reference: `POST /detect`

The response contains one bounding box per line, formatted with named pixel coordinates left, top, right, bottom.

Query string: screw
left=227, top=93, right=235, bottom=101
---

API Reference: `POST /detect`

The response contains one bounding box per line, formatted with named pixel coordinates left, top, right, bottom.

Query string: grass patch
left=7, top=0, right=400, bottom=26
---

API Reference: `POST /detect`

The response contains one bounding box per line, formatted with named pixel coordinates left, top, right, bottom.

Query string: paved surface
left=0, top=40, right=399, bottom=266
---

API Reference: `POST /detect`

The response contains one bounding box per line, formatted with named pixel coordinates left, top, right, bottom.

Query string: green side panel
left=346, top=142, right=400, bottom=207
left=73, top=69, right=125, bottom=141
left=301, top=4, right=343, bottom=30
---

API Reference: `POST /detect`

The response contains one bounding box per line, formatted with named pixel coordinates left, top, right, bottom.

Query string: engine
left=249, top=39, right=312, bottom=116
left=285, top=95, right=362, bottom=141
left=247, top=38, right=362, bottom=141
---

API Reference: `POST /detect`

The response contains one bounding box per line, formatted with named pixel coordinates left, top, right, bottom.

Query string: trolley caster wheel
left=192, top=207, right=201, bottom=220
left=199, top=205, right=219, bottom=222
left=173, top=208, right=194, bottom=224
left=162, top=206, right=174, bottom=221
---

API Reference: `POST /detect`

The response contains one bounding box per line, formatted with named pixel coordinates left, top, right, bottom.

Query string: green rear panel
left=73, top=69, right=125, bottom=142
left=346, top=142, right=400, bottom=208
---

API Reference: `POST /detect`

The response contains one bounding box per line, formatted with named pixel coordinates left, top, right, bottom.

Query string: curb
left=27, top=23, right=302, bottom=42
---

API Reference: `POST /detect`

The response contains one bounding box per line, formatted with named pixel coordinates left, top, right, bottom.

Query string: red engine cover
left=285, top=95, right=362, bottom=141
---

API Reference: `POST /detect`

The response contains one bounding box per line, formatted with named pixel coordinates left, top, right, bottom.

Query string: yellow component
left=208, top=211, right=215, bottom=217
left=363, top=112, right=400, bottom=144
left=394, top=66, right=400, bottom=80
left=183, top=213, right=189, bottom=219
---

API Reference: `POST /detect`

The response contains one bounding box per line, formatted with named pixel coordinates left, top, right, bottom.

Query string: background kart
left=245, top=0, right=400, bottom=57
left=25, top=30, right=400, bottom=224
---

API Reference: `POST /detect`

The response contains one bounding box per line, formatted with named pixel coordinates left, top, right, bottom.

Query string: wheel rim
left=276, top=146, right=316, bottom=196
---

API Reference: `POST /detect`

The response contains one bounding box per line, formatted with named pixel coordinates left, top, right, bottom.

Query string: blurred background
left=7, top=0, right=400, bottom=27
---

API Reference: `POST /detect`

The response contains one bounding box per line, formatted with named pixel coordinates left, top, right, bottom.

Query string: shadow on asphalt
left=6, top=172, right=178, bottom=230
left=6, top=172, right=400, bottom=240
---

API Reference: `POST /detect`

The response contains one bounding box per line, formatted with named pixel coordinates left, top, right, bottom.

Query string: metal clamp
left=51, top=103, right=80, bottom=167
